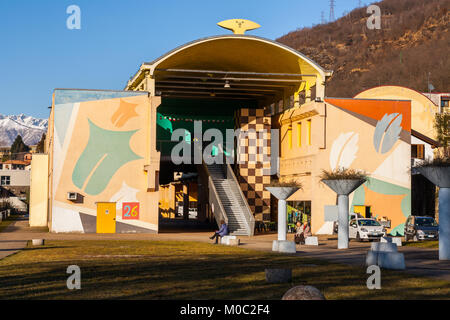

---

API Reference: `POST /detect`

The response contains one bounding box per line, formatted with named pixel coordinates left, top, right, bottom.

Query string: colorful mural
left=49, top=89, right=159, bottom=233
left=277, top=98, right=411, bottom=235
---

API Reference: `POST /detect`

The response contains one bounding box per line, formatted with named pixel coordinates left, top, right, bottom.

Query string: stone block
left=265, top=268, right=292, bottom=283
left=378, top=252, right=405, bottom=270
left=278, top=241, right=297, bottom=253
left=220, top=235, right=236, bottom=245
left=381, top=236, right=402, bottom=246
left=371, top=242, right=398, bottom=252
left=282, top=285, right=326, bottom=300
left=366, top=251, right=405, bottom=270
left=305, top=236, right=319, bottom=246
left=32, top=239, right=45, bottom=246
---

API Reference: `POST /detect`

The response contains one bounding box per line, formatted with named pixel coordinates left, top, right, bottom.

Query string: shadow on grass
left=1, top=252, right=449, bottom=300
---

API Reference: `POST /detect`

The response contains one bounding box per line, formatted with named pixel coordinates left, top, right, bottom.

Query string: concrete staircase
left=207, top=164, right=251, bottom=236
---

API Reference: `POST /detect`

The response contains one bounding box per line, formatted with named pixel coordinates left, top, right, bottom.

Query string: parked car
left=333, top=213, right=361, bottom=234
left=349, top=218, right=386, bottom=241
left=404, top=216, right=439, bottom=241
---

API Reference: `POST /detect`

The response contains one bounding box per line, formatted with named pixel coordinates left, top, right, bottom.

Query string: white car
left=349, top=218, right=386, bottom=241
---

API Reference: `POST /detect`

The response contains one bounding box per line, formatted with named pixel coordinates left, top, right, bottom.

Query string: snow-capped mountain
left=0, top=114, right=48, bottom=147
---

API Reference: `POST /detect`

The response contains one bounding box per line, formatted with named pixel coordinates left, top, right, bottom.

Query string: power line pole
left=321, top=11, right=326, bottom=24
left=329, top=0, right=336, bottom=22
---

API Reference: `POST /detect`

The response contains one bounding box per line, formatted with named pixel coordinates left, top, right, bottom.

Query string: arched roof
left=145, top=35, right=331, bottom=79
left=127, top=35, right=332, bottom=98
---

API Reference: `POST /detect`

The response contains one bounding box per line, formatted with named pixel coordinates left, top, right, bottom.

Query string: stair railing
left=201, top=160, right=228, bottom=228
left=219, top=144, right=255, bottom=236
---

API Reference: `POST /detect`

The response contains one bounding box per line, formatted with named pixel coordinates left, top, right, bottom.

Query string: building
left=29, top=21, right=436, bottom=236
left=0, top=159, right=30, bottom=211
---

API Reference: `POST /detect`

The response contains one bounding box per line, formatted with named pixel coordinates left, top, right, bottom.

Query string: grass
left=403, top=241, right=439, bottom=249
left=0, top=240, right=448, bottom=300
left=0, top=216, right=16, bottom=233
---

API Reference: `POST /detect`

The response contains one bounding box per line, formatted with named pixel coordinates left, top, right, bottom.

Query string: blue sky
left=0, top=0, right=361, bottom=119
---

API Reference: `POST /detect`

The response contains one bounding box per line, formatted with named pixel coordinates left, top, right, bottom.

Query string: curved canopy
left=147, top=35, right=328, bottom=78
left=127, top=35, right=331, bottom=102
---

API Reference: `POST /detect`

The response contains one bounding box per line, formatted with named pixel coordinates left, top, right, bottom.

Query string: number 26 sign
left=122, top=202, right=139, bottom=220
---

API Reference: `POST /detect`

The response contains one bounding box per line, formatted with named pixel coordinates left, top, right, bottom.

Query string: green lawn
left=0, top=216, right=16, bottom=233
left=0, top=240, right=448, bottom=300
left=403, top=240, right=439, bottom=249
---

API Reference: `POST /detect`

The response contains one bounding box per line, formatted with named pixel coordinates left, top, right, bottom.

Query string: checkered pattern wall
left=235, top=108, right=272, bottom=220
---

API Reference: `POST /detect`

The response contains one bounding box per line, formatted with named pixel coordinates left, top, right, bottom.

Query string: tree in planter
left=320, top=168, right=368, bottom=249
left=10, top=135, right=30, bottom=160
left=266, top=180, right=302, bottom=253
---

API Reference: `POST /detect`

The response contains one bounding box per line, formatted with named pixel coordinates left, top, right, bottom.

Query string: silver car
left=349, top=218, right=386, bottom=242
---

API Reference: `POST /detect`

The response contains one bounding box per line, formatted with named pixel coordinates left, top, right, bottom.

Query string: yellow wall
left=277, top=99, right=412, bottom=236
left=29, top=154, right=49, bottom=227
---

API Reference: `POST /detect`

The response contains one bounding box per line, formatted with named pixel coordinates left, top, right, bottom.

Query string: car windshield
left=415, top=217, right=438, bottom=227
left=358, top=219, right=381, bottom=227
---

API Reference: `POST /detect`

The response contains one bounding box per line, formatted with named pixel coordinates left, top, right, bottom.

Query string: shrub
left=319, top=168, right=368, bottom=181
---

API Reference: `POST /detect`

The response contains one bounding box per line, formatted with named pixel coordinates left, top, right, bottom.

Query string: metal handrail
left=219, top=144, right=255, bottom=236
left=202, top=161, right=228, bottom=227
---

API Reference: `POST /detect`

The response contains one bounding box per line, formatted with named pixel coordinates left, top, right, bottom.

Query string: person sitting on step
left=210, top=220, right=229, bottom=244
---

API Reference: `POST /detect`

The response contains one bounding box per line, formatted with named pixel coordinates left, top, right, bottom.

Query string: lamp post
left=321, top=179, right=366, bottom=249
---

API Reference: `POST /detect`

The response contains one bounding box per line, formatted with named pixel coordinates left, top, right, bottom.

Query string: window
left=297, top=122, right=302, bottom=147
left=1, top=176, right=10, bottom=186
left=307, top=119, right=312, bottom=145
left=412, top=144, right=425, bottom=159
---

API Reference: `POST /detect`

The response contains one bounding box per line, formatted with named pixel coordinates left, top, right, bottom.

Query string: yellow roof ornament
left=217, top=19, right=261, bottom=35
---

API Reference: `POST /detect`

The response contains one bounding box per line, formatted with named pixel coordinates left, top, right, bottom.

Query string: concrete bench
left=220, top=235, right=240, bottom=246
left=371, top=242, right=398, bottom=252
left=265, top=268, right=292, bottom=283
left=381, top=236, right=402, bottom=246
left=32, top=239, right=45, bottom=246
left=272, top=240, right=296, bottom=253
left=366, top=251, right=405, bottom=270
left=305, top=236, right=319, bottom=246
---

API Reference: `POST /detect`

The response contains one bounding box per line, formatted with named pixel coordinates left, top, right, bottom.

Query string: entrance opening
left=125, top=35, right=329, bottom=234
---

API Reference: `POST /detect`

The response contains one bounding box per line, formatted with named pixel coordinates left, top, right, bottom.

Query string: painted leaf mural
left=373, top=113, right=402, bottom=154
left=329, top=132, right=359, bottom=170
left=72, top=119, right=142, bottom=195
left=110, top=181, right=139, bottom=210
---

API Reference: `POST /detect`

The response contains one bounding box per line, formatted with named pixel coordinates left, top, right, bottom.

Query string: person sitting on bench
left=295, top=221, right=312, bottom=244
left=210, top=220, right=229, bottom=244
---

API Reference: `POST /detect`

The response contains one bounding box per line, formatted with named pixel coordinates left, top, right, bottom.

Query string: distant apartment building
left=423, top=93, right=450, bottom=114
left=0, top=159, right=31, bottom=198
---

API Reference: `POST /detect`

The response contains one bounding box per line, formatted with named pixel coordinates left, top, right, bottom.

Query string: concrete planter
left=417, top=166, right=450, bottom=260
left=266, top=187, right=300, bottom=253
left=322, top=179, right=366, bottom=249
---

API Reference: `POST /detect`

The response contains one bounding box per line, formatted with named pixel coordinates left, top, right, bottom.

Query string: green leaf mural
left=72, top=119, right=143, bottom=196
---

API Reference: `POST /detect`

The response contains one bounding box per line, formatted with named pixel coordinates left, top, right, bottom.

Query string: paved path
left=1, top=219, right=449, bottom=281
left=0, top=217, right=28, bottom=260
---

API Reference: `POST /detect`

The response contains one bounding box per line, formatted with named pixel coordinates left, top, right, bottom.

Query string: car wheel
left=356, top=232, right=361, bottom=242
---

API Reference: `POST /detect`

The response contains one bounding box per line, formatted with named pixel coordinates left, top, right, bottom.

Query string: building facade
left=29, top=30, right=436, bottom=236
